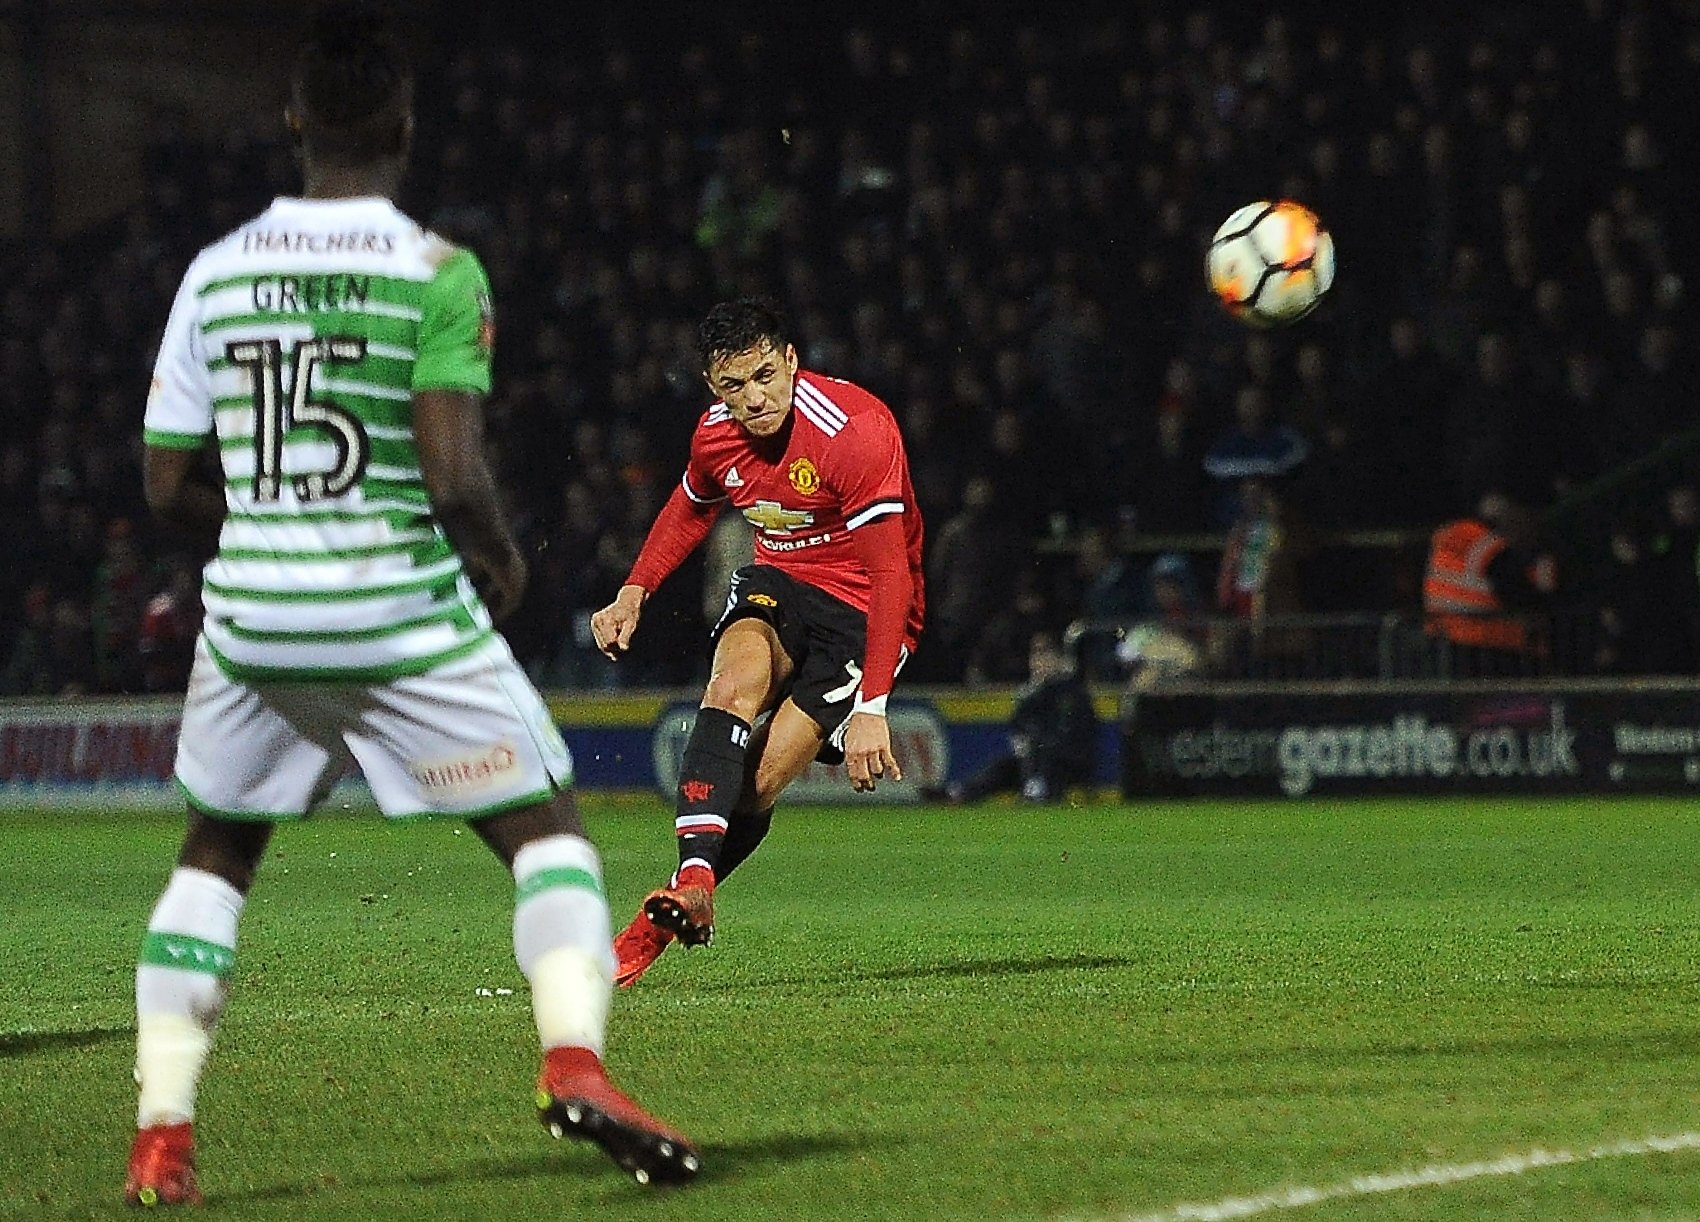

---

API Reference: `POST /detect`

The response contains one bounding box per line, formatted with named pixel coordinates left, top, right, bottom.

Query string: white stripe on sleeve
left=845, top=500, right=904, bottom=530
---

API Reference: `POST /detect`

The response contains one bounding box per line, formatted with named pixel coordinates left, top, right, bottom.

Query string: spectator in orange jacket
left=1423, top=491, right=1557, bottom=675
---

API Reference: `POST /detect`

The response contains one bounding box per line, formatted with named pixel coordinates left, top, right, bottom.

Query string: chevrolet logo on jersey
left=742, top=500, right=815, bottom=534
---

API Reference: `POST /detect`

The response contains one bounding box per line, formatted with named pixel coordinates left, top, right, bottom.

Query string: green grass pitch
left=6, top=795, right=1700, bottom=1219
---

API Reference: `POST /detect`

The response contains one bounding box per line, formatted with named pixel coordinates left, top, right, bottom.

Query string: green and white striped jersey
left=144, top=196, right=498, bottom=682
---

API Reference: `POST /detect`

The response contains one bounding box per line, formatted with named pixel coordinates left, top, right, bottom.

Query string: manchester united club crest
left=787, top=457, right=821, bottom=495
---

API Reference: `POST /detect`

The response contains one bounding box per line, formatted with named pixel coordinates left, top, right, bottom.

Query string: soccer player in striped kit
left=590, top=298, right=925, bottom=985
left=124, top=5, right=697, bottom=1203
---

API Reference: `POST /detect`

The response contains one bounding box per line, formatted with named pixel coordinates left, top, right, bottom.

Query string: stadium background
left=2, top=1, right=1699, bottom=796
left=15, top=12, right=1700, bottom=1218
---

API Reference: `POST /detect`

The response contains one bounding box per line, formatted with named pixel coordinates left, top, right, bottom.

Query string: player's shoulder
left=796, top=371, right=890, bottom=421
left=378, top=205, right=487, bottom=288
left=694, top=399, right=739, bottom=439
left=793, top=371, right=896, bottom=437
left=180, top=198, right=444, bottom=289
left=419, top=228, right=487, bottom=280
left=176, top=210, right=268, bottom=293
left=794, top=372, right=902, bottom=449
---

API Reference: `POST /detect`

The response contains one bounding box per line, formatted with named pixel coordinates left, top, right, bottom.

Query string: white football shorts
left=174, top=634, right=575, bottom=820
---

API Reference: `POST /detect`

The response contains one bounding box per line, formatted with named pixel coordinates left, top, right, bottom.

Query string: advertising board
left=1121, top=686, right=1700, bottom=797
left=0, top=695, right=952, bottom=806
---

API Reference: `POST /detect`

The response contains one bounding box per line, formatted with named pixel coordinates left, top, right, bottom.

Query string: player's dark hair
left=291, top=3, right=412, bottom=165
left=697, top=298, right=792, bottom=370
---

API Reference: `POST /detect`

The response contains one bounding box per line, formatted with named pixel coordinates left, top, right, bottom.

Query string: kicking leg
left=716, top=698, right=827, bottom=882
left=127, top=812, right=271, bottom=1207
left=471, top=792, right=700, bottom=1185
left=619, top=706, right=821, bottom=985
left=717, top=718, right=779, bottom=884
left=628, top=697, right=824, bottom=978
left=715, top=807, right=773, bottom=882
left=643, top=618, right=788, bottom=948
left=615, top=719, right=773, bottom=988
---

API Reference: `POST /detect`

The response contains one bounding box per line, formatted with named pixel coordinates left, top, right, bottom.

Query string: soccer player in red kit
left=590, top=298, right=924, bottom=985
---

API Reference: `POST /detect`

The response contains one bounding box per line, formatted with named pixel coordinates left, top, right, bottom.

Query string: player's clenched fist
left=590, top=584, right=647, bottom=659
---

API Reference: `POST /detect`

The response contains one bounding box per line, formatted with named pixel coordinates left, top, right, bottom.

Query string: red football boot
left=641, top=867, right=715, bottom=947
left=535, top=1046, right=701, bottom=1185
left=124, top=1122, right=203, bottom=1207
left=613, top=909, right=675, bottom=988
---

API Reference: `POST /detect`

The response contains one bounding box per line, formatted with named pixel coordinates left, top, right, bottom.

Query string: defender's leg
left=473, top=795, right=701, bottom=1185
left=126, top=814, right=271, bottom=1208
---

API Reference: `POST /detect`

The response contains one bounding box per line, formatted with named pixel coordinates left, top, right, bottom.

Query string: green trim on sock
left=515, top=865, right=603, bottom=906
left=139, top=931, right=235, bottom=977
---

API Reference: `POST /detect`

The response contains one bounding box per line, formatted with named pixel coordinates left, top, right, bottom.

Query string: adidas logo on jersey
left=725, top=466, right=744, bottom=487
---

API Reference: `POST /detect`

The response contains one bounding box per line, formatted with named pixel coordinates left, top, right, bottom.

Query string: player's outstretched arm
left=590, top=584, right=646, bottom=659
left=413, top=388, right=527, bottom=622
left=597, top=479, right=724, bottom=660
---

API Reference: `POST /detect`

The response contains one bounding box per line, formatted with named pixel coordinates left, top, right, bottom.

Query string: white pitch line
left=1108, top=1132, right=1700, bottom=1222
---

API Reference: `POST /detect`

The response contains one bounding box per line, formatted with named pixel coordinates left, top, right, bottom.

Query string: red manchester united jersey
left=681, top=372, right=925, bottom=640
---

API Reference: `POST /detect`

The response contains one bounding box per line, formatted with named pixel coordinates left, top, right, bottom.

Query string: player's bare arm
left=413, top=387, right=526, bottom=621
left=590, top=584, right=647, bottom=659
left=142, top=445, right=227, bottom=549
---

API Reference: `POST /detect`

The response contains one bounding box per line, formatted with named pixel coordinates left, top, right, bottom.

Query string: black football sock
left=716, top=807, right=774, bottom=883
left=672, top=707, right=752, bottom=886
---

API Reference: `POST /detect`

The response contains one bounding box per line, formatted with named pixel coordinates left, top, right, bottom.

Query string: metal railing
left=1064, top=608, right=1610, bottom=687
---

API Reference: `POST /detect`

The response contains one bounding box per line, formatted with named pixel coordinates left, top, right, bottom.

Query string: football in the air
left=1205, top=200, right=1335, bottom=327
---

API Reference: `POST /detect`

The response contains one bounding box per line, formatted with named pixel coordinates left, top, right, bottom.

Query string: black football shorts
left=709, top=564, right=904, bottom=765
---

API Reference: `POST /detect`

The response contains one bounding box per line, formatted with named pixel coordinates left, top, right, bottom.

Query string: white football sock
left=134, top=868, right=243, bottom=1127
left=512, top=835, right=614, bottom=1055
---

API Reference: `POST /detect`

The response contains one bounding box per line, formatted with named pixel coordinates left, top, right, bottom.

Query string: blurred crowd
left=2, top=2, right=1699, bottom=695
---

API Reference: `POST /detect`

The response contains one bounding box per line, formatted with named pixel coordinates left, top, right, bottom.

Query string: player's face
left=705, top=340, right=798, bottom=438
